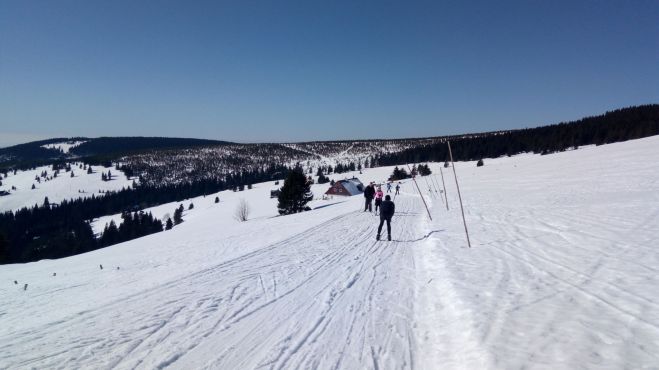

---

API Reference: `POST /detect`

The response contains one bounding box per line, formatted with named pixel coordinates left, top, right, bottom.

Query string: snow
left=336, top=178, right=364, bottom=196
left=41, top=140, right=86, bottom=153
left=0, top=165, right=135, bottom=212
left=2, top=136, right=659, bottom=369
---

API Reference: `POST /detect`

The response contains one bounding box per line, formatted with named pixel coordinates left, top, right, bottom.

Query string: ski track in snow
left=2, top=136, right=659, bottom=369
left=1, top=196, right=439, bottom=369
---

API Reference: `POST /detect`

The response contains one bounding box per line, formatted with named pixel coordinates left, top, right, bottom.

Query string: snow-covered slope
left=0, top=165, right=134, bottom=212
left=1, top=136, right=658, bottom=369
left=41, top=140, right=87, bottom=153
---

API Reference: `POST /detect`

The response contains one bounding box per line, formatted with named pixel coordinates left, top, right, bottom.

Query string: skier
left=376, top=195, right=395, bottom=241
left=395, top=182, right=401, bottom=195
left=363, top=182, right=375, bottom=212
left=374, top=186, right=384, bottom=215
left=386, top=182, right=392, bottom=193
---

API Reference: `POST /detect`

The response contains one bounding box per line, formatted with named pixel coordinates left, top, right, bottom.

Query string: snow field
left=0, top=164, right=134, bottom=213
left=41, top=140, right=87, bottom=153
left=1, top=135, right=659, bottom=369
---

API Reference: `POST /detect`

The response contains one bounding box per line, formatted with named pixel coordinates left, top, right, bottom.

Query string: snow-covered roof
left=338, top=178, right=363, bottom=196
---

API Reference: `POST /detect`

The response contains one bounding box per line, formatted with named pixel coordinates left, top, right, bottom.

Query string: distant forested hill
left=2, top=104, right=658, bottom=178
left=0, top=137, right=232, bottom=169
left=373, top=104, right=659, bottom=166
left=1, top=104, right=658, bottom=264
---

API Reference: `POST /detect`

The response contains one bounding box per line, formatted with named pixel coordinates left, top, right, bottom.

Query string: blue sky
left=1, top=0, right=657, bottom=147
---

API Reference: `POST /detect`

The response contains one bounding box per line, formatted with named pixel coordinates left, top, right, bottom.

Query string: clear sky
left=1, top=0, right=657, bottom=147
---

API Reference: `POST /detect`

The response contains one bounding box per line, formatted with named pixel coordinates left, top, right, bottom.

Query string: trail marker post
left=439, top=167, right=449, bottom=211
left=407, top=164, right=432, bottom=221
left=447, top=141, right=471, bottom=248
left=430, top=171, right=442, bottom=201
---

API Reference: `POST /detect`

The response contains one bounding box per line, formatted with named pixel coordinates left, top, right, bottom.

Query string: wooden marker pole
left=430, top=171, right=442, bottom=202
left=407, top=164, right=432, bottom=221
left=439, top=167, right=449, bottom=211
left=447, top=141, right=471, bottom=248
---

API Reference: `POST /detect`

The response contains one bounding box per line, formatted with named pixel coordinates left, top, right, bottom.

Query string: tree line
left=0, top=164, right=298, bottom=264
left=373, top=105, right=659, bottom=166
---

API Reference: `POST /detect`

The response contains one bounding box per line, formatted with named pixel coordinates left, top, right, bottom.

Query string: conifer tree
left=0, top=231, right=8, bottom=264
left=277, top=168, right=313, bottom=215
left=215, top=196, right=220, bottom=203
left=173, top=205, right=183, bottom=225
left=165, top=217, right=173, bottom=230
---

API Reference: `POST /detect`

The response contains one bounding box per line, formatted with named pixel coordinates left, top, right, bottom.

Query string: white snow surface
left=2, top=136, right=659, bottom=369
left=41, top=140, right=86, bottom=153
left=0, top=165, right=134, bottom=213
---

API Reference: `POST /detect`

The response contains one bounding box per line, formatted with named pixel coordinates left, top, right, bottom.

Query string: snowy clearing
left=1, top=136, right=659, bottom=369
left=41, top=140, right=87, bottom=153
left=0, top=165, right=134, bottom=213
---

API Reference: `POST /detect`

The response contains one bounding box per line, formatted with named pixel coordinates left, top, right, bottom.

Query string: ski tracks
left=1, top=196, right=432, bottom=370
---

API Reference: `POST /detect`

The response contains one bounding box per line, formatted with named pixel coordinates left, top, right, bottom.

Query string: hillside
left=1, top=136, right=658, bottom=369
left=0, top=137, right=231, bottom=168
left=0, top=164, right=133, bottom=213
left=2, top=105, right=657, bottom=187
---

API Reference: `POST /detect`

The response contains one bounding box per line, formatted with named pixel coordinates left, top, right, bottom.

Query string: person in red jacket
left=374, top=186, right=384, bottom=215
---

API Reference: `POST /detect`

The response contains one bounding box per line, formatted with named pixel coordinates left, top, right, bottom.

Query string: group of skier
left=363, top=181, right=400, bottom=241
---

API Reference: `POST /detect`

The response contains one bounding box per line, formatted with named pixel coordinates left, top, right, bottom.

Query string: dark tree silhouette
left=277, top=168, right=313, bottom=215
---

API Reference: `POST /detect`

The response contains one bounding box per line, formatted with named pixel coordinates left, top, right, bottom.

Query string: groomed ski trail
left=1, top=194, right=473, bottom=370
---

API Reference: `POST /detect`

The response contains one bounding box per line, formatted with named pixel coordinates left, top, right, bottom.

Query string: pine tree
left=32, top=184, right=36, bottom=190
left=44, top=197, right=50, bottom=207
left=477, top=159, right=484, bottom=167
left=173, top=205, right=183, bottom=225
left=215, top=196, right=220, bottom=203
left=87, top=166, right=93, bottom=174
left=188, top=203, right=194, bottom=210
left=101, top=220, right=120, bottom=246
left=165, top=217, right=173, bottom=230
left=317, top=169, right=330, bottom=184
left=0, top=231, right=8, bottom=264
left=277, top=168, right=313, bottom=215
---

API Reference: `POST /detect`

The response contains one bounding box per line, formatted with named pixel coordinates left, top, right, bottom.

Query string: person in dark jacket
left=364, top=182, right=375, bottom=212
left=377, top=195, right=395, bottom=241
